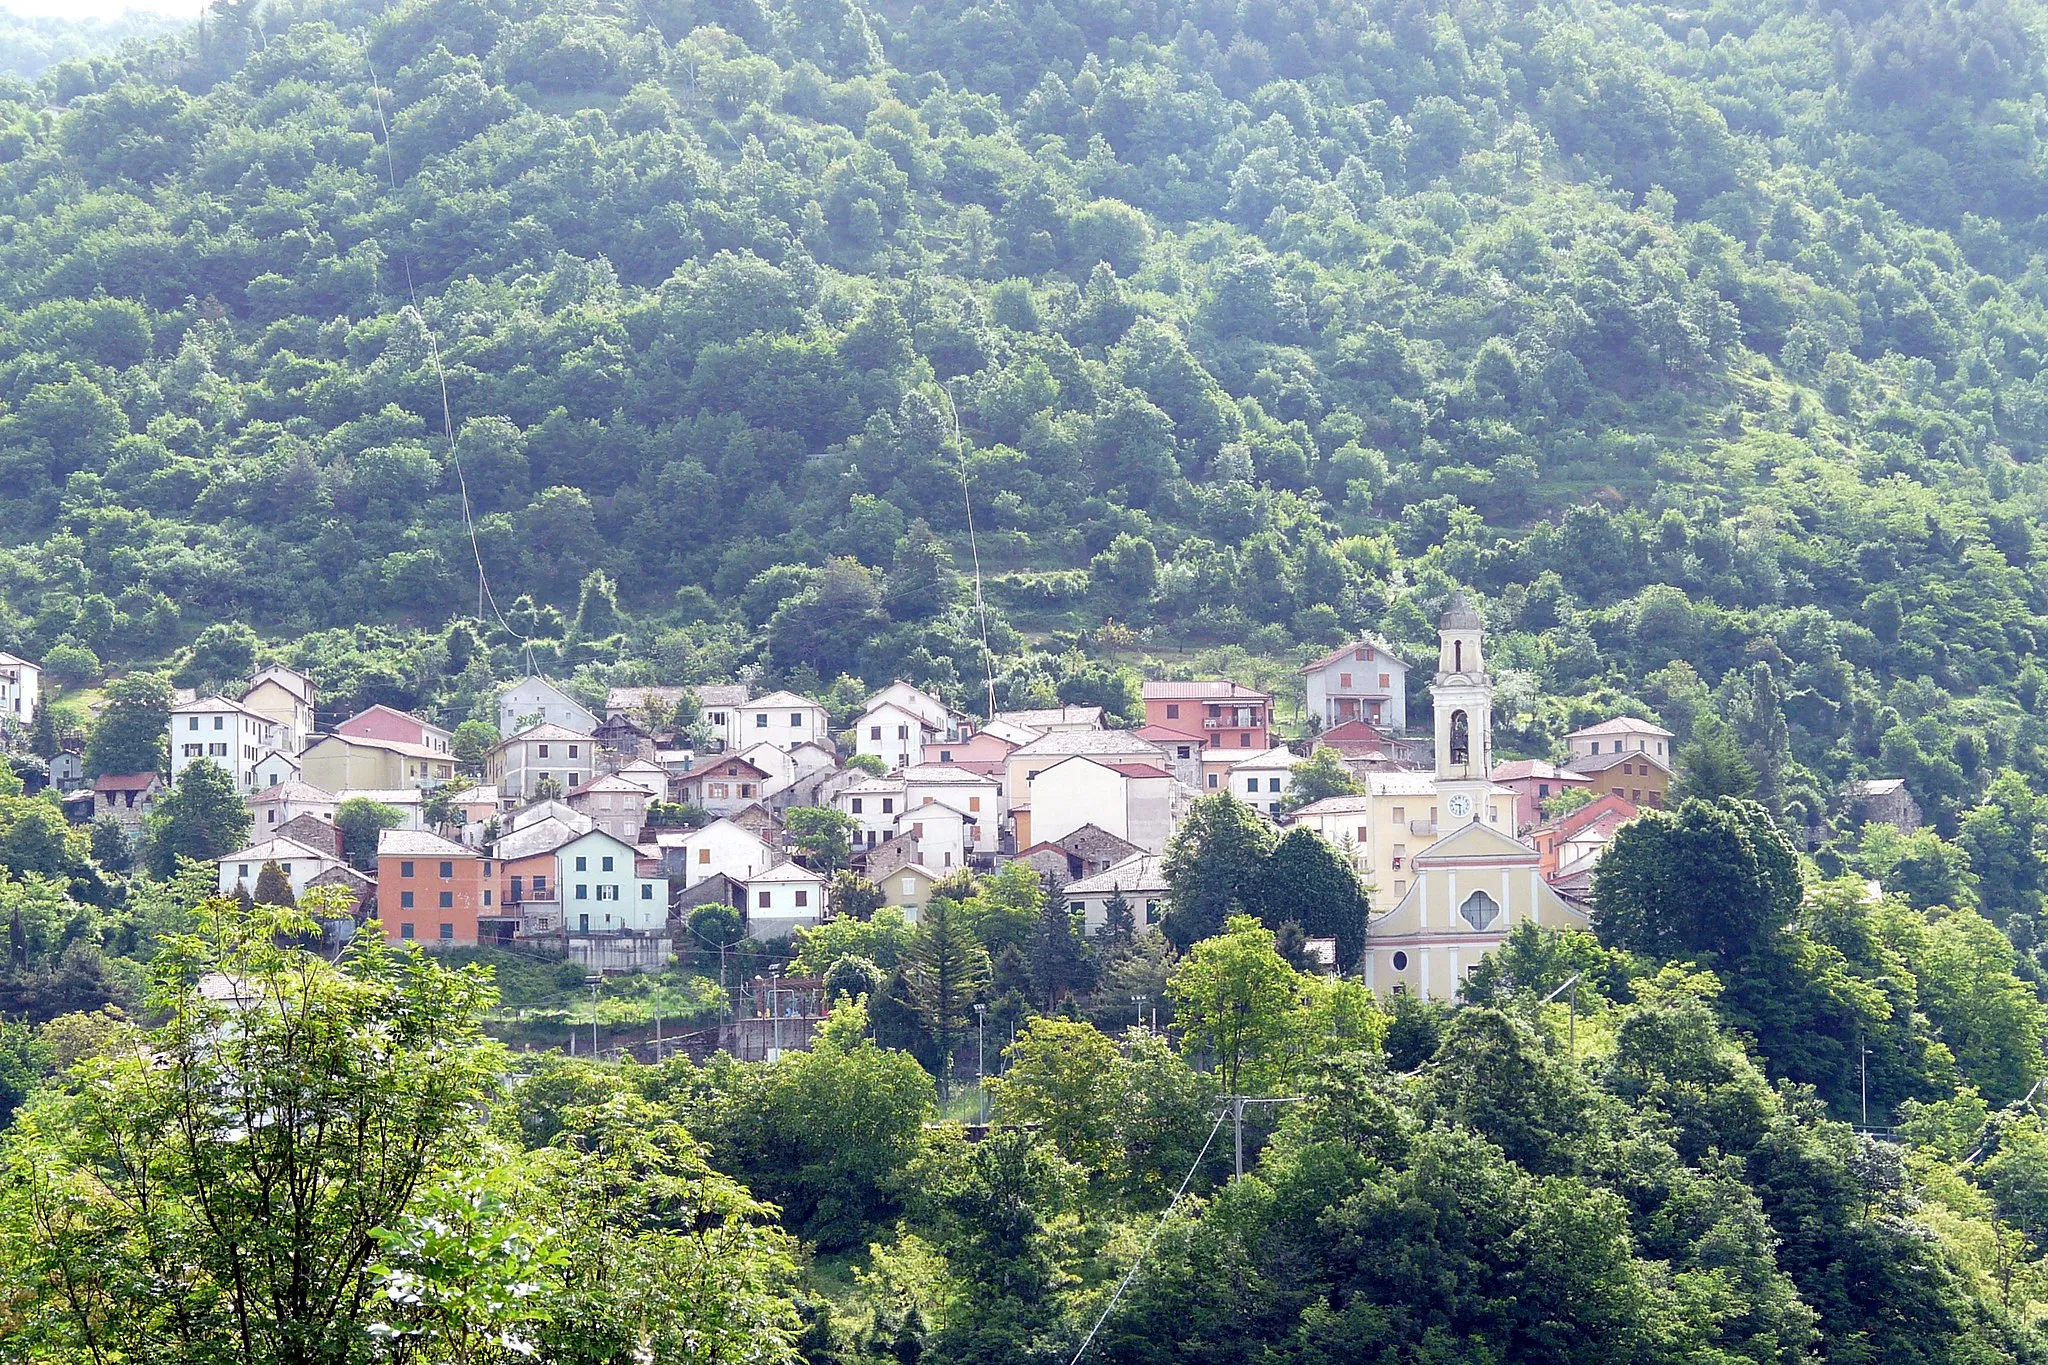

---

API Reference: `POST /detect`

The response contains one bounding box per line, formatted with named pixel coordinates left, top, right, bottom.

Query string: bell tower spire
left=1433, top=591, right=1494, bottom=827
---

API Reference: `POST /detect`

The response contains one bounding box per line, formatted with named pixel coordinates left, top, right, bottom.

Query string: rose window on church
left=1459, top=889, right=1500, bottom=931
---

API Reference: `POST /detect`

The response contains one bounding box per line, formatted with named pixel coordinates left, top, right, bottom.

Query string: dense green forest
left=8, top=0, right=2048, bottom=838
left=15, top=0, right=2048, bottom=1357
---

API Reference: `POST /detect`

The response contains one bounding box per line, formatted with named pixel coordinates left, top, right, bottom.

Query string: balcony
left=1408, top=820, right=1437, bottom=836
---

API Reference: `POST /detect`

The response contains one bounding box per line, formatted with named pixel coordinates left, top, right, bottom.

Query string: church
left=1357, top=594, right=1589, bottom=999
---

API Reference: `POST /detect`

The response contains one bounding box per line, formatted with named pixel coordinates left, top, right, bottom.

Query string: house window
left=756, top=714, right=768, bottom=728
left=439, top=861, right=453, bottom=878
left=1166, top=704, right=1180, bottom=719
left=439, top=923, right=454, bottom=941
left=1379, top=674, right=1390, bottom=688
left=238, top=864, right=251, bottom=878
left=188, top=718, right=199, bottom=731
left=852, top=797, right=863, bottom=814
left=795, top=890, right=809, bottom=908
left=539, top=744, right=550, bottom=758
left=1207, top=774, right=1217, bottom=788
left=575, top=856, right=587, bottom=871
left=1339, top=673, right=1352, bottom=688
left=882, top=798, right=894, bottom=814
left=401, top=861, right=415, bottom=878
left=940, top=750, right=952, bottom=762
left=789, top=712, right=802, bottom=726
left=484, top=890, right=493, bottom=906
left=1177, top=745, right=1191, bottom=758
left=438, top=892, right=452, bottom=909
left=698, top=848, right=711, bottom=864
left=1070, top=900, right=1084, bottom=914
left=214, top=716, right=224, bottom=730
left=533, top=876, right=547, bottom=894
left=896, top=725, right=908, bottom=739
left=1356, top=826, right=1368, bottom=841
left=400, top=891, right=414, bottom=908
left=870, top=725, right=881, bottom=740
left=1246, top=779, right=1257, bottom=792
left=575, top=885, right=588, bottom=900
left=641, top=884, right=653, bottom=899
left=601, top=856, right=615, bottom=872
left=598, top=885, right=618, bottom=901
left=758, top=890, right=771, bottom=908
left=1538, top=783, right=1550, bottom=797
left=568, top=745, right=579, bottom=758
left=1268, top=778, right=1281, bottom=792
left=1239, top=733, right=1251, bottom=747
left=968, top=797, right=980, bottom=812
left=1391, top=950, right=1408, bottom=971
left=401, top=923, right=415, bottom=940
left=1392, top=807, right=1405, bottom=823
left=901, top=877, right=915, bottom=895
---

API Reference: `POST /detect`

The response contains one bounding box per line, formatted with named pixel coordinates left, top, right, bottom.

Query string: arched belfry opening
left=1449, top=709, right=1470, bottom=766
left=1454, top=639, right=1463, bottom=673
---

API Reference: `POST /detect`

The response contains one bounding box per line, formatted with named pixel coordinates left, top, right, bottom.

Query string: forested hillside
left=6, top=0, right=2048, bottom=821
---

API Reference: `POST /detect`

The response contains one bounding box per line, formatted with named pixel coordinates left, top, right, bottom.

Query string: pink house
left=335, top=704, right=453, bottom=755
left=1489, top=759, right=1594, bottom=832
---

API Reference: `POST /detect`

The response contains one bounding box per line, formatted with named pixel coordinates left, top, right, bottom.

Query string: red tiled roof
left=93, top=772, right=159, bottom=792
left=1141, top=680, right=1270, bottom=702
left=1105, top=762, right=1172, bottom=779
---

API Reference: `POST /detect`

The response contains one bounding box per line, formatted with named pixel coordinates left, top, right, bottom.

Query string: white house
left=249, top=780, right=339, bottom=833
left=252, top=750, right=302, bottom=790
left=1063, top=853, right=1169, bottom=935
left=993, top=705, right=1103, bottom=733
left=217, top=835, right=345, bottom=901
left=893, top=801, right=968, bottom=871
left=498, top=676, right=597, bottom=738
left=557, top=829, right=668, bottom=936
left=1299, top=639, right=1410, bottom=732
left=1231, top=747, right=1298, bottom=816
left=902, top=764, right=1001, bottom=852
left=856, top=682, right=970, bottom=772
left=1005, top=729, right=1174, bottom=848
left=335, top=788, right=427, bottom=831
left=735, top=691, right=833, bottom=751
left=1027, top=755, right=1182, bottom=854
left=670, top=817, right=781, bottom=889
left=487, top=723, right=597, bottom=802
left=834, top=777, right=909, bottom=850
left=170, top=696, right=279, bottom=792
left=782, top=742, right=844, bottom=807
left=0, top=652, right=41, bottom=732
left=745, top=860, right=829, bottom=939
left=566, top=773, right=656, bottom=842
left=736, top=741, right=800, bottom=803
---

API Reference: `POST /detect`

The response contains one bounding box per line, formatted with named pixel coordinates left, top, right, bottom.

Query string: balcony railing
left=1408, top=820, right=1436, bottom=836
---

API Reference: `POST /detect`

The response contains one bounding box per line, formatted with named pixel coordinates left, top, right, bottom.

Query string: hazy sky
left=2, top=0, right=204, bottom=20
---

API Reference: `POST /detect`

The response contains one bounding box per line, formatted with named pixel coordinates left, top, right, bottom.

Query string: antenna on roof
left=939, top=381, right=998, bottom=721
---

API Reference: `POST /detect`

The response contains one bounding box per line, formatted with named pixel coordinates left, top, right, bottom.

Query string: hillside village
left=1, top=595, right=1915, bottom=1007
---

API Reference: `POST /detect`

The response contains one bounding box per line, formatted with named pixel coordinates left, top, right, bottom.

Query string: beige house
left=486, top=723, right=596, bottom=802
left=301, top=734, right=455, bottom=793
left=241, top=665, right=318, bottom=754
left=878, top=861, right=945, bottom=921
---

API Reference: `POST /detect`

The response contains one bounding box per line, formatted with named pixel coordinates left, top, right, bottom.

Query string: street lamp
left=975, top=1002, right=988, bottom=1123
left=1133, top=992, right=1149, bottom=1031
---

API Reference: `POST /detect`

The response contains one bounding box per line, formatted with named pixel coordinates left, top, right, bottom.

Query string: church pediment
left=1412, top=817, right=1539, bottom=865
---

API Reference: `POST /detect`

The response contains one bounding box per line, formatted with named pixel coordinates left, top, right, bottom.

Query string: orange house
left=1141, top=680, right=1271, bottom=753
left=376, top=829, right=493, bottom=948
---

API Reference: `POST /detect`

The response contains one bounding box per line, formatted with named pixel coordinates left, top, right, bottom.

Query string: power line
left=938, top=380, right=999, bottom=721
left=1066, top=1106, right=1229, bottom=1365
left=362, top=51, right=536, bottom=674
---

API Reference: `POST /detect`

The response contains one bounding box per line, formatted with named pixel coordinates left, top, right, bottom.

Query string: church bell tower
left=1433, top=592, right=1493, bottom=827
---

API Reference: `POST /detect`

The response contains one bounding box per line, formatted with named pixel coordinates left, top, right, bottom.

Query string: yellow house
left=877, top=862, right=943, bottom=922
left=300, top=734, right=455, bottom=793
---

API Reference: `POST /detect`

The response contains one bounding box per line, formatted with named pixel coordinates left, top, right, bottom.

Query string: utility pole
left=1861, top=1033, right=1871, bottom=1127
left=1220, top=1096, right=1307, bottom=1180
left=586, top=973, right=601, bottom=1058
left=1543, top=972, right=1582, bottom=1058
left=976, top=1002, right=988, bottom=1123
left=770, top=966, right=783, bottom=1061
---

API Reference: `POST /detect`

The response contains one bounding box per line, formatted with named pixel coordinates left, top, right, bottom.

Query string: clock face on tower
left=1446, top=793, right=1474, bottom=820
